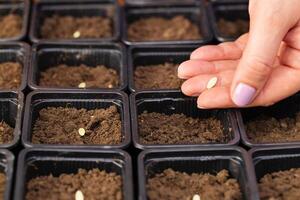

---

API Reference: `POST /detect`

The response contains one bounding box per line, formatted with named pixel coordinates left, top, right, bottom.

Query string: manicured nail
left=233, top=83, right=256, bottom=107
left=177, top=64, right=185, bottom=78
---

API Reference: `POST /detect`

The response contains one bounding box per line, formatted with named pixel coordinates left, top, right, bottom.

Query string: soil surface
left=128, top=15, right=201, bottom=41
left=134, top=62, right=183, bottom=89
left=0, top=173, right=6, bottom=199
left=0, top=62, right=22, bottom=90
left=26, top=168, right=122, bottom=200
left=147, top=168, right=242, bottom=200
left=41, top=15, right=113, bottom=39
left=39, top=64, right=119, bottom=89
left=138, top=112, right=229, bottom=144
left=0, top=121, right=14, bottom=144
left=217, top=18, right=249, bottom=37
left=259, top=168, right=300, bottom=200
left=32, top=105, right=122, bottom=145
left=245, top=113, right=300, bottom=143
left=0, top=14, right=22, bottom=38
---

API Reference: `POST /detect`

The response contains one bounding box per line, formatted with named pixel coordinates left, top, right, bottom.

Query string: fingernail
left=177, top=64, right=185, bottom=78
left=233, top=83, right=256, bottom=107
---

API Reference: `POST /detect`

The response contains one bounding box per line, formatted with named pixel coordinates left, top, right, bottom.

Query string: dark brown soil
left=259, top=168, right=300, bottom=200
left=0, top=62, right=22, bottom=90
left=134, top=62, right=183, bottom=89
left=128, top=15, right=201, bottom=41
left=147, top=168, right=242, bottom=200
left=0, top=14, right=22, bottom=38
left=138, top=112, right=229, bottom=144
left=32, top=105, right=122, bottom=145
left=217, top=18, right=249, bottom=37
left=41, top=15, right=113, bottom=39
left=0, top=173, right=6, bottom=199
left=39, top=64, right=119, bottom=89
left=26, top=168, right=122, bottom=200
left=0, top=121, right=14, bottom=144
left=245, top=113, right=300, bottom=143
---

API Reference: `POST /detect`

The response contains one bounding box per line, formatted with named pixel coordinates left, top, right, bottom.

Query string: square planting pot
left=128, top=45, right=198, bottom=93
left=29, top=0, right=120, bottom=43
left=207, top=1, right=249, bottom=42
left=0, top=42, right=30, bottom=92
left=0, top=92, right=23, bottom=149
left=0, top=0, right=30, bottom=42
left=14, top=148, right=133, bottom=200
left=22, top=90, right=130, bottom=149
left=28, top=42, right=127, bottom=91
left=0, top=149, right=14, bottom=200
left=122, top=2, right=212, bottom=45
left=237, top=94, right=300, bottom=148
left=138, top=147, right=259, bottom=200
left=130, top=92, right=240, bottom=149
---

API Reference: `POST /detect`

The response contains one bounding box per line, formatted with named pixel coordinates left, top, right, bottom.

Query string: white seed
left=78, top=82, right=86, bottom=88
left=78, top=128, right=85, bottom=137
left=206, top=76, right=218, bottom=89
left=75, top=190, right=84, bottom=200
left=73, top=31, right=81, bottom=38
left=192, top=194, right=201, bottom=200
left=108, top=84, right=113, bottom=88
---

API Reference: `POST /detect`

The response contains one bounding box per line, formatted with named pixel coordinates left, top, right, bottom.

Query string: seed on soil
left=78, top=82, right=86, bottom=89
left=192, top=194, right=201, bottom=200
left=75, top=190, right=84, bottom=200
left=206, top=77, right=218, bottom=89
left=73, top=31, right=81, bottom=38
left=78, top=128, right=85, bottom=137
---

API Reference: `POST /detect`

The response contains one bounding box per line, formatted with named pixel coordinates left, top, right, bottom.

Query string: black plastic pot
left=0, top=149, right=14, bottom=200
left=14, top=148, right=133, bottom=200
left=138, top=147, right=259, bottom=200
left=28, top=42, right=127, bottom=91
left=130, top=91, right=240, bottom=149
left=29, top=0, right=120, bottom=43
left=128, top=45, right=198, bottom=93
left=0, top=42, right=30, bottom=92
left=22, top=90, right=131, bottom=149
left=0, top=0, right=29, bottom=42
left=122, top=2, right=213, bottom=45
left=236, top=94, right=300, bottom=148
left=0, top=92, right=23, bottom=149
left=207, top=1, right=249, bottom=42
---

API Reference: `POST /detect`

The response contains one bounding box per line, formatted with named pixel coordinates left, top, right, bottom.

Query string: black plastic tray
left=28, top=42, right=127, bottom=91
left=0, top=92, right=23, bottom=149
left=14, top=148, right=133, bottom=200
left=122, top=2, right=213, bottom=45
left=130, top=91, right=240, bottom=149
left=0, top=42, right=30, bottom=92
left=128, top=45, right=198, bottom=93
left=207, top=1, right=249, bottom=42
left=29, top=0, right=120, bottom=43
left=0, top=0, right=30, bottom=42
left=138, top=147, right=259, bottom=200
left=22, top=90, right=131, bottom=149
left=125, top=0, right=199, bottom=6
left=0, top=149, right=14, bottom=200
left=236, top=94, right=300, bottom=148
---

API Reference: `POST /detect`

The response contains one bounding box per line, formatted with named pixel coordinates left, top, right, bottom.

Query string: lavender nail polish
left=233, top=83, right=256, bottom=107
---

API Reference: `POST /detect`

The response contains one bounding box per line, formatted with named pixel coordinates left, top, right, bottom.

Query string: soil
left=32, top=105, right=122, bottom=145
left=245, top=113, right=300, bottom=143
left=259, top=168, right=300, bottom=200
left=134, top=62, right=183, bottom=89
left=217, top=18, right=249, bottom=37
left=0, top=14, right=22, bottom=38
left=138, top=111, right=229, bottom=144
left=41, top=15, right=113, bottom=39
left=39, top=64, right=119, bottom=89
left=127, top=15, right=201, bottom=41
left=147, top=168, right=242, bottom=200
left=0, top=121, right=14, bottom=144
left=26, top=168, right=122, bottom=200
left=0, top=62, right=22, bottom=90
left=0, top=173, right=6, bottom=199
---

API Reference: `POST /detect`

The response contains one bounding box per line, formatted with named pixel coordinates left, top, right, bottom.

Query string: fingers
left=280, top=46, right=300, bottom=69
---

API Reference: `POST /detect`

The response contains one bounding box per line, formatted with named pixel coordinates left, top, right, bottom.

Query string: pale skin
left=178, top=0, right=300, bottom=108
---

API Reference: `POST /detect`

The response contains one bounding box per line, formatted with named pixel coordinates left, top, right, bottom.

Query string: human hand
left=178, top=0, right=300, bottom=108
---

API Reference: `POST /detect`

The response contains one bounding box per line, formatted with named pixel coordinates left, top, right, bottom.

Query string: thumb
left=231, top=10, right=291, bottom=107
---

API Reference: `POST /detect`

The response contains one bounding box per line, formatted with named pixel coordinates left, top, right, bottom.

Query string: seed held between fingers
left=192, top=194, right=201, bottom=200
left=78, top=128, right=85, bottom=137
left=75, top=190, right=84, bottom=200
left=206, top=76, right=218, bottom=89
